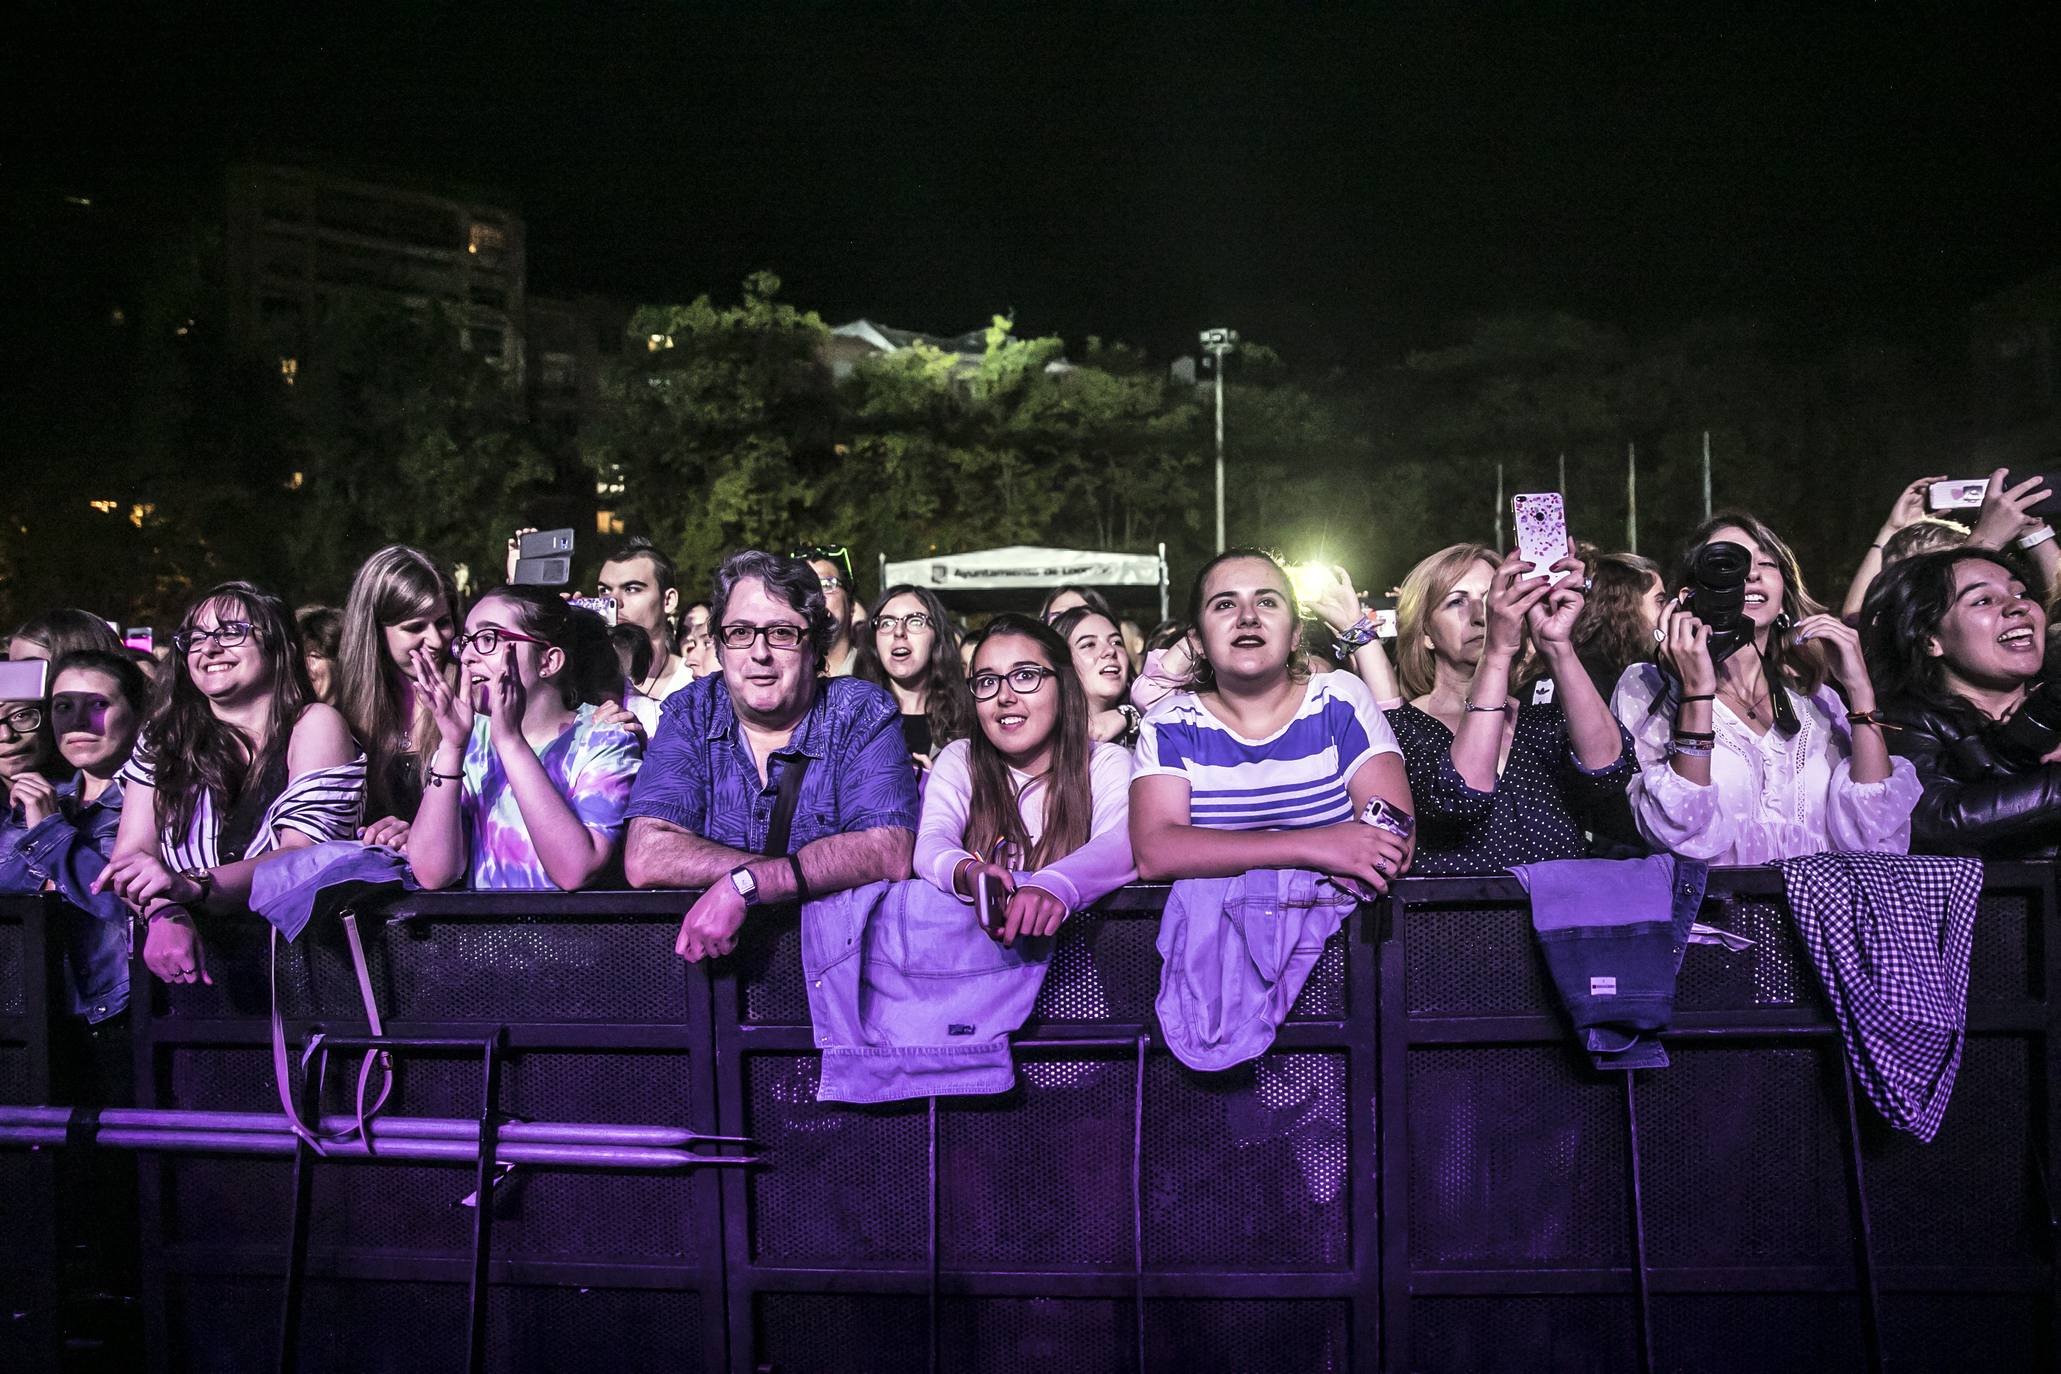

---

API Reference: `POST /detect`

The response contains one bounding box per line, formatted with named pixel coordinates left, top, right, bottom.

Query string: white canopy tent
left=879, top=544, right=1170, bottom=621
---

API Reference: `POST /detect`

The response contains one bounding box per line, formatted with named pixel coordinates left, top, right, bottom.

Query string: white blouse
left=1610, top=662, right=1919, bottom=865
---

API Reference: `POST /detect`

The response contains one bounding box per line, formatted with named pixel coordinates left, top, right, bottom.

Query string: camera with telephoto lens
left=1989, top=679, right=2061, bottom=770
left=1686, top=540, right=1752, bottom=668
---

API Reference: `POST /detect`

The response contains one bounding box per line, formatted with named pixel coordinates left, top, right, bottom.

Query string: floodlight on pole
left=1201, top=327, right=1239, bottom=552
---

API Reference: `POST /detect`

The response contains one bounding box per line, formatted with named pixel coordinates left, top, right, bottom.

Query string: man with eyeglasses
left=624, top=549, right=919, bottom=961
left=799, top=546, right=859, bottom=677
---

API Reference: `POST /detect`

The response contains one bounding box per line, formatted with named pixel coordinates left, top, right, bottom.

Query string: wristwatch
left=181, top=867, right=215, bottom=907
left=727, top=865, right=761, bottom=908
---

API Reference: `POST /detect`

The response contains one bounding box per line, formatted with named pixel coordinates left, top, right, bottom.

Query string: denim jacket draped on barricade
left=802, top=878, right=1058, bottom=1104
left=801, top=868, right=1365, bottom=1099
left=1154, top=868, right=1360, bottom=1073
left=1513, top=854, right=1710, bottom=1071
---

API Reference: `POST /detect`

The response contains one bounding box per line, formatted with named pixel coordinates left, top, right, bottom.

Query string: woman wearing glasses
left=98, top=582, right=365, bottom=986
left=916, top=613, right=1135, bottom=943
left=406, top=586, right=642, bottom=890
left=1130, top=549, right=1414, bottom=891
left=853, top=584, right=974, bottom=769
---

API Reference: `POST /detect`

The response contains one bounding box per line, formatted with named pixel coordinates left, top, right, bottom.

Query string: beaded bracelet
left=1463, top=701, right=1512, bottom=715
left=1670, top=741, right=1714, bottom=759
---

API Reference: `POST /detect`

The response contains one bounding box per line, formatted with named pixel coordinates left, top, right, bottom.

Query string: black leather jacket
left=1885, top=698, right=2061, bottom=859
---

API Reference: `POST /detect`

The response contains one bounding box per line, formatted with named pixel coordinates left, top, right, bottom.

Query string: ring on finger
left=1653, top=626, right=1667, bottom=644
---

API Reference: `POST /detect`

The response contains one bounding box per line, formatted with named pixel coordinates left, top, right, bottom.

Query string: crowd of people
left=6, top=464, right=2061, bottom=1041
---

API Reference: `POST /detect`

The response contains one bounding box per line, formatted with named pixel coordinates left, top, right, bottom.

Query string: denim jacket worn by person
left=5, top=776, right=131, bottom=1022
left=802, top=878, right=1056, bottom=1103
left=1155, top=868, right=1360, bottom=1072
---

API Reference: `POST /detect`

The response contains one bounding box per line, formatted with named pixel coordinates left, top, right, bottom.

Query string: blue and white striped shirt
left=1133, top=672, right=1400, bottom=831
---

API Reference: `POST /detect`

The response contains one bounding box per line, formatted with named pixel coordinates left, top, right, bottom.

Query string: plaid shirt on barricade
left=1775, top=851, right=1982, bottom=1143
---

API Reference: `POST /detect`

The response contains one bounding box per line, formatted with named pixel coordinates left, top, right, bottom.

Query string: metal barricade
left=8, top=867, right=2057, bottom=1371
left=126, top=890, right=730, bottom=1374
left=1378, top=863, right=2061, bottom=1374
left=710, top=884, right=1379, bottom=1373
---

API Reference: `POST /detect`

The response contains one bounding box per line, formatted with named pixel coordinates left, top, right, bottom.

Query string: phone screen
left=0, top=658, right=50, bottom=702
left=976, top=871, right=1009, bottom=938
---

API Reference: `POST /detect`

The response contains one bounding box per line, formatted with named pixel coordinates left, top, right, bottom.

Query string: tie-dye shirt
left=460, top=705, right=643, bottom=890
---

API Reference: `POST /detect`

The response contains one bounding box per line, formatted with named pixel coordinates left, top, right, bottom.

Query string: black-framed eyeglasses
left=873, top=613, right=933, bottom=637
left=454, top=627, right=549, bottom=656
left=0, top=705, right=43, bottom=735
left=720, top=622, right=808, bottom=651
left=172, top=621, right=254, bottom=655
left=793, top=544, right=853, bottom=586
left=969, top=666, right=1057, bottom=701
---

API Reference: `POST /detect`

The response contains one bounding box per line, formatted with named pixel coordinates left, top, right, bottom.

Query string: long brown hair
left=1677, top=511, right=1830, bottom=697
left=1394, top=543, right=1498, bottom=699
left=1572, top=552, right=1661, bottom=689
left=148, top=582, right=308, bottom=840
left=337, top=546, right=460, bottom=819
left=960, top=614, right=1094, bottom=870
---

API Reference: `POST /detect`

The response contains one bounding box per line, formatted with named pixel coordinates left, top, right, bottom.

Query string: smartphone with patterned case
left=1512, top=491, right=1570, bottom=584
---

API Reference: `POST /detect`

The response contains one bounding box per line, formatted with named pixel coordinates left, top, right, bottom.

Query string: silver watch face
left=728, top=868, right=757, bottom=902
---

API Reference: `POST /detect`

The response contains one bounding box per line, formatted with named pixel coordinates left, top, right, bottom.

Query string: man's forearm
left=623, top=816, right=756, bottom=888
left=747, top=827, right=915, bottom=902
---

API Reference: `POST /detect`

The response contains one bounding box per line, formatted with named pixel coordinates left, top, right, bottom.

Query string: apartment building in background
left=224, top=163, right=528, bottom=383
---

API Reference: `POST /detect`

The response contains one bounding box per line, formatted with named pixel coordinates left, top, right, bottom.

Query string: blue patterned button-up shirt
left=626, top=674, right=919, bottom=859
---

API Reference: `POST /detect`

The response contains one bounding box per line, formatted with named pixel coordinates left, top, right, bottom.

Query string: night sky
left=14, top=3, right=2060, bottom=362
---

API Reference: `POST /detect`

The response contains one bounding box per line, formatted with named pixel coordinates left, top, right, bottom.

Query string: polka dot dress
left=1385, top=698, right=1636, bottom=875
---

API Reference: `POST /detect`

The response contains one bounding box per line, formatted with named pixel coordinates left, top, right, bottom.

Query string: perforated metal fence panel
left=1381, top=866, right=2061, bottom=1374
left=23, top=866, right=2059, bottom=1372
left=129, top=891, right=728, bottom=1374
left=0, top=896, right=59, bottom=1374
left=713, top=885, right=1378, bottom=1374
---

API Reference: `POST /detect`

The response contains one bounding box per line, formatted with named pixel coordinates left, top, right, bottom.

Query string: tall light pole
left=1201, top=327, right=1239, bottom=552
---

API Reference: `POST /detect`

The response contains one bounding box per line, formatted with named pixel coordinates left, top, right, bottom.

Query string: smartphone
left=568, top=595, right=618, bottom=627
left=1929, top=479, right=1988, bottom=511
left=511, top=558, right=569, bottom=586
left=1512, top=492, right=1571, bottom=584
left=1286, top=563, right=1333, bottom=616
left=975, top=869, right=1009, bottom=940
left=0, top=658, right=50, bottom=702
left=1360, top=797, right=1416, bottom=841
left=518, top=528, right=574, bottom=559
left=123, top=626, right=154, bottom=654
left=512, top=528, right=576, bottom=587
left=1930, top=474, right=2061, bottom=519
left=1372, top=608, right=1398, bottom=641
